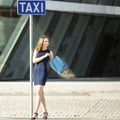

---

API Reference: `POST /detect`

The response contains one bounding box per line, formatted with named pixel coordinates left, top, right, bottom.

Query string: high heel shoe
left=43, top=112, right=48, bottom=119
left=31, top=112, right=38, bottom=120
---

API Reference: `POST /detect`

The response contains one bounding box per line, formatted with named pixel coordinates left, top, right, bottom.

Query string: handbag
left=49, top=56, right=69, bottom=75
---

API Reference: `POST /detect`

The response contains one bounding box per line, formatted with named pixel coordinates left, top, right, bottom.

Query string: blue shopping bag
left=49, top=56, right=69, bottom=75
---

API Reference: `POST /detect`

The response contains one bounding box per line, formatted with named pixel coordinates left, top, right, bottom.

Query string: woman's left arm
left=49, top=50, right=53, bottom=60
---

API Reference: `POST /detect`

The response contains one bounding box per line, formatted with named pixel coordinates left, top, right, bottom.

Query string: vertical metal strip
left=29, top=15, right=33, bottom=118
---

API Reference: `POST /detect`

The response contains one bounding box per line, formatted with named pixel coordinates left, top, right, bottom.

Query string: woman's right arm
left=33, top=49, right=49, bottom=64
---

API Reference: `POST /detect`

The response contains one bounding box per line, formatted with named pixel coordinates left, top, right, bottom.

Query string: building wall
left=0, top=0, right=120, bottom=80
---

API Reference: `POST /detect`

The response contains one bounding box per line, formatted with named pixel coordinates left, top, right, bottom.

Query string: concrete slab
left=0, top=81, right=120, bottom=120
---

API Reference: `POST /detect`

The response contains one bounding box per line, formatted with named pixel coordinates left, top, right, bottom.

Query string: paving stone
left=0, top=81, right=120, bottom=120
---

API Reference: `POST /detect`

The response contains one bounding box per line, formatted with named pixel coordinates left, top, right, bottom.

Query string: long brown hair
left=35, top=35, right=48, bottom=52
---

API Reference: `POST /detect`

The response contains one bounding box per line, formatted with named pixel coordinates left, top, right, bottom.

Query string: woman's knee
left=36, top=85, right=44, bottom=96
left=37, top=90, right=43, bottom=96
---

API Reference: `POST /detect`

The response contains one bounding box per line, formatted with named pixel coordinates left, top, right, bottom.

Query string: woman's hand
left=44, top=53, right=50, bottom=58
left=33, top=50, right=50, bottom=63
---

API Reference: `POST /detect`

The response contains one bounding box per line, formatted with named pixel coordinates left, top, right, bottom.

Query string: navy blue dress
left=33, top=49, right=50, bottom=85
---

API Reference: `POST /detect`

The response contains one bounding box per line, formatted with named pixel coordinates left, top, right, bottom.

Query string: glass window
left=0, top=0, right=14, bottom=6
left=114, top=0, right=120, bottom=6
left=1, top=10, right=120, bottom=80
left=0, top=10, right=19, bottom=55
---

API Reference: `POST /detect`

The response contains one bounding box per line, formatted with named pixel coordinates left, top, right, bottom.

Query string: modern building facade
left=0, top=0, right=120, bottom=80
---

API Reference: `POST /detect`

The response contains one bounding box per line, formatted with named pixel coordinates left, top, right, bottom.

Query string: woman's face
left=43, top=38, right=49, bottom=48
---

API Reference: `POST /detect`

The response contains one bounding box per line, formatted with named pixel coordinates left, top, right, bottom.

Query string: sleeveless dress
left=33, top=49, right=50, bottom=85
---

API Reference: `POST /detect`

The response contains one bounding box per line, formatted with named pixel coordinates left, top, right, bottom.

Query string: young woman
left=32, top=35, right=53, bottom=119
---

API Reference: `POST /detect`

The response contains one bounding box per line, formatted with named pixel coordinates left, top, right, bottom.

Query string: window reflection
left=0, top=10, right=19, bottom=55
left=1, top=11, right=120, bottom=80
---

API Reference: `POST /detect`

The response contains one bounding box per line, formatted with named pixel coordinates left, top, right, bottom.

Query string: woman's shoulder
left=48, top=50, right=53, bottom=55
left=34, top=49, right=37, bottom=53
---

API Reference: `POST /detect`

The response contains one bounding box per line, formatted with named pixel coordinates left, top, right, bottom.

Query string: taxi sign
left=17, top=0, right=46, bottom=15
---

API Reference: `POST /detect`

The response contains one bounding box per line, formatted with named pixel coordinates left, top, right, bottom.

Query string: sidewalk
left=0, top=80, right=120, bottom=120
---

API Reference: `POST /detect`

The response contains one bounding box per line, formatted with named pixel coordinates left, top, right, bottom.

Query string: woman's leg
left=34, top=85, right=47, bottom=113
left=41, top=89, right=47, bottom=112
left=34, top=85, right=41, bottom=113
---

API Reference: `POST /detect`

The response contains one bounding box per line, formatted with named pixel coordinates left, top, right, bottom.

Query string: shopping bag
left=49, top=56, right=69, bottom=75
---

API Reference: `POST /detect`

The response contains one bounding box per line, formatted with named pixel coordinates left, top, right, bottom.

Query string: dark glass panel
left=1, top=11, right=120, bottom=80
left=0, top=11, right=19, bottom=55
